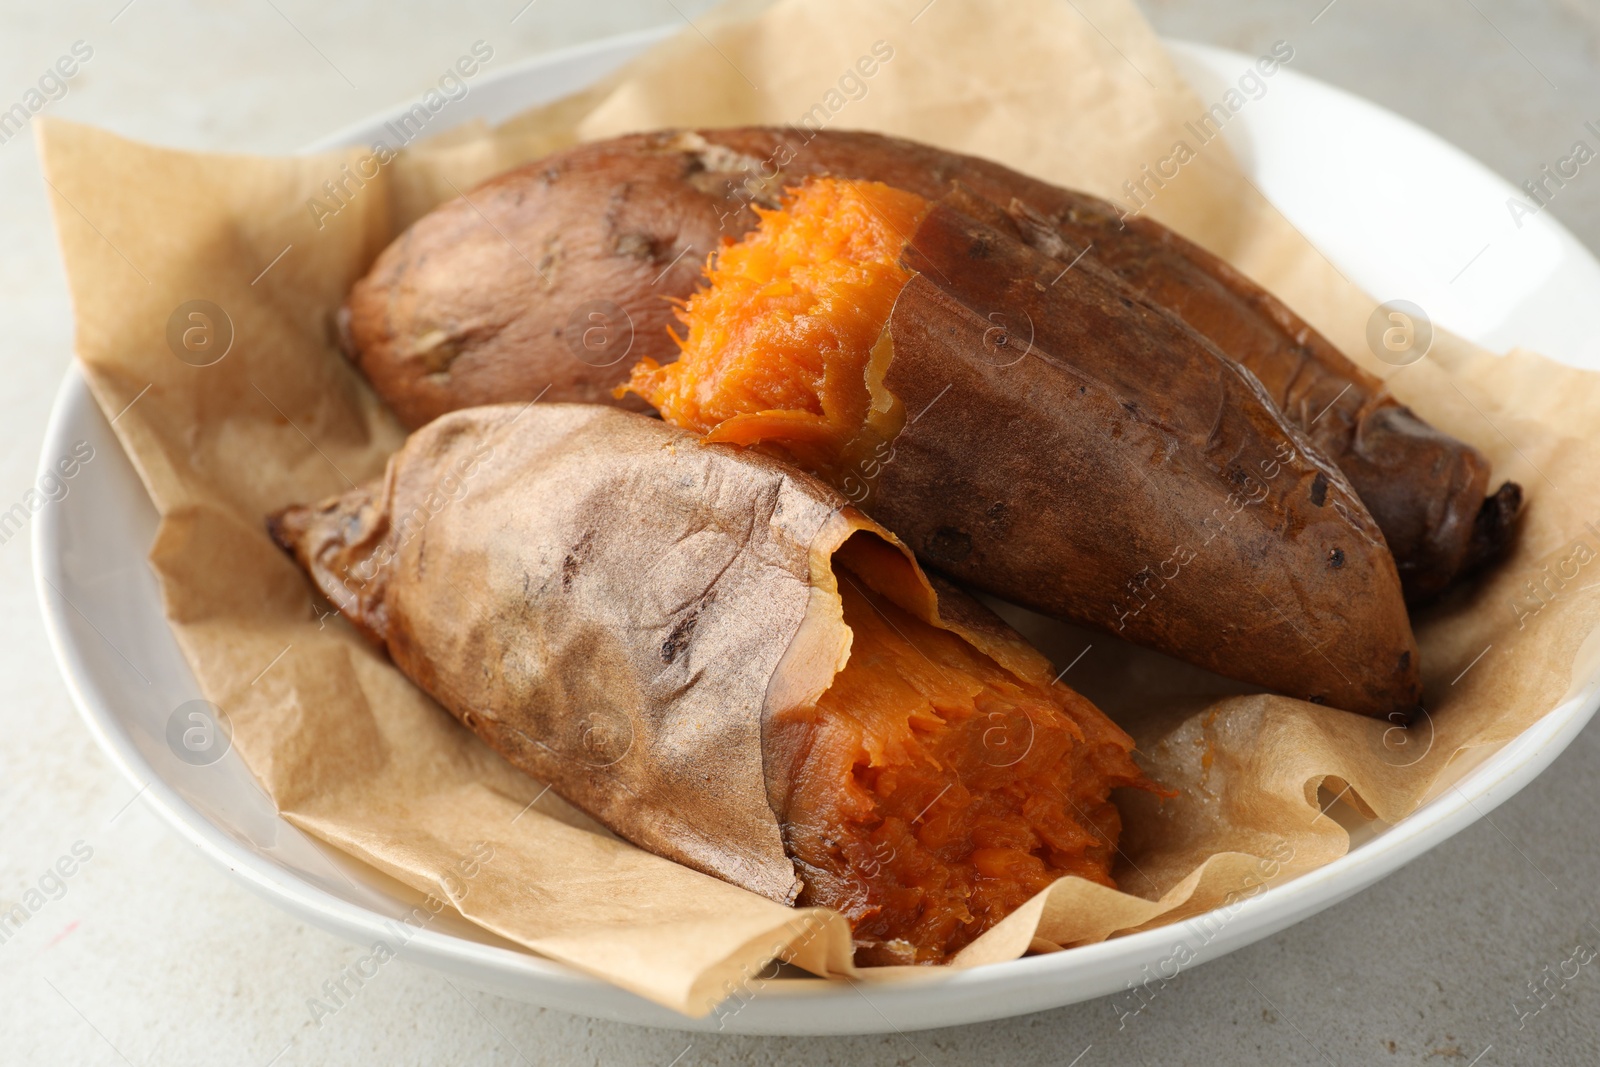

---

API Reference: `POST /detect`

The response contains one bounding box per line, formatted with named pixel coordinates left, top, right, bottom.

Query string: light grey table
left=3, top=2, right=1597, bottom=1063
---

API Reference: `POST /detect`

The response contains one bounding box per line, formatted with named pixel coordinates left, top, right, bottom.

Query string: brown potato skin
left=343, top=126, right=1513, bottom=602
left=267, top=403, right=842, bottom=906
left=341, top=131, right=771, bottom=428
left=867, top=202, right=1420, bottom=718
left=1000, top=195, right=1519, bottom=603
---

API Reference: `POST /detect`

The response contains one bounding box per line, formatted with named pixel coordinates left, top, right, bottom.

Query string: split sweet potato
left=267, top=403, right=1152, bottom=966
left=625, top=179, right=1421, bottom=719
left=341, top=127, right=1517, bottom=601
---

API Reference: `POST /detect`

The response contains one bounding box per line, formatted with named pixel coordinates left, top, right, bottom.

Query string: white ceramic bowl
left=35, top=30, right=1600, bottom=1036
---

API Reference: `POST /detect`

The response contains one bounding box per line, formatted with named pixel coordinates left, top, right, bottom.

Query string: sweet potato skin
left=269, top=404, right=827, bottom=905
left=343, top=126, right=1513, bottom=601
left=867, top=202, right=1420, bottom=718
left=1002, top=194, right=1514, bottom=602
left=341, top=132, right=772, bottom=428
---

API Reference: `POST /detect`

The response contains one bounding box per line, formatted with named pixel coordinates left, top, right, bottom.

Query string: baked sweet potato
left=341, top=127, right=1516, bottom=602
left=267, top=403, right=1152, bottom=966
left=624, top=178, right=1420, bottom=719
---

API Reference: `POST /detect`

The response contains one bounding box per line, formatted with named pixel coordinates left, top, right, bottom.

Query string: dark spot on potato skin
left=1328, top=547, right=1345, bottom=569
left=1398, top=649, right=1410, bottom=674
left=614, top=232, right=658, bottom=260
left=561, top=531, right=595, bottom=589
left=1310, top=472, right=1328, bottom=507
left=926, top=527, right=972, bottom=564
left=983, top=501, right=1009, bottom=537
left=660, top=591, right=715, bottom=664
left=660, top=609, right=699, bottom=663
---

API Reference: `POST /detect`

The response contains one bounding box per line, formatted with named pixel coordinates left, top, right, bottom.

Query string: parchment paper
left=38, top=0, right=1600, bottom=1018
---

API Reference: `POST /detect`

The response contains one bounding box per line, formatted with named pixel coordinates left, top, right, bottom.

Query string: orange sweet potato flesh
left=627, top=179, right=1422, bottom=719
left=775, top=562, right=1138, bottom=965
left=628, top=180, right=928, bottom=476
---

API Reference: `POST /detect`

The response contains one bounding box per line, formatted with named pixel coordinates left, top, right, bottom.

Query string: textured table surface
left=3, top=1, right=1599, bottom=1063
